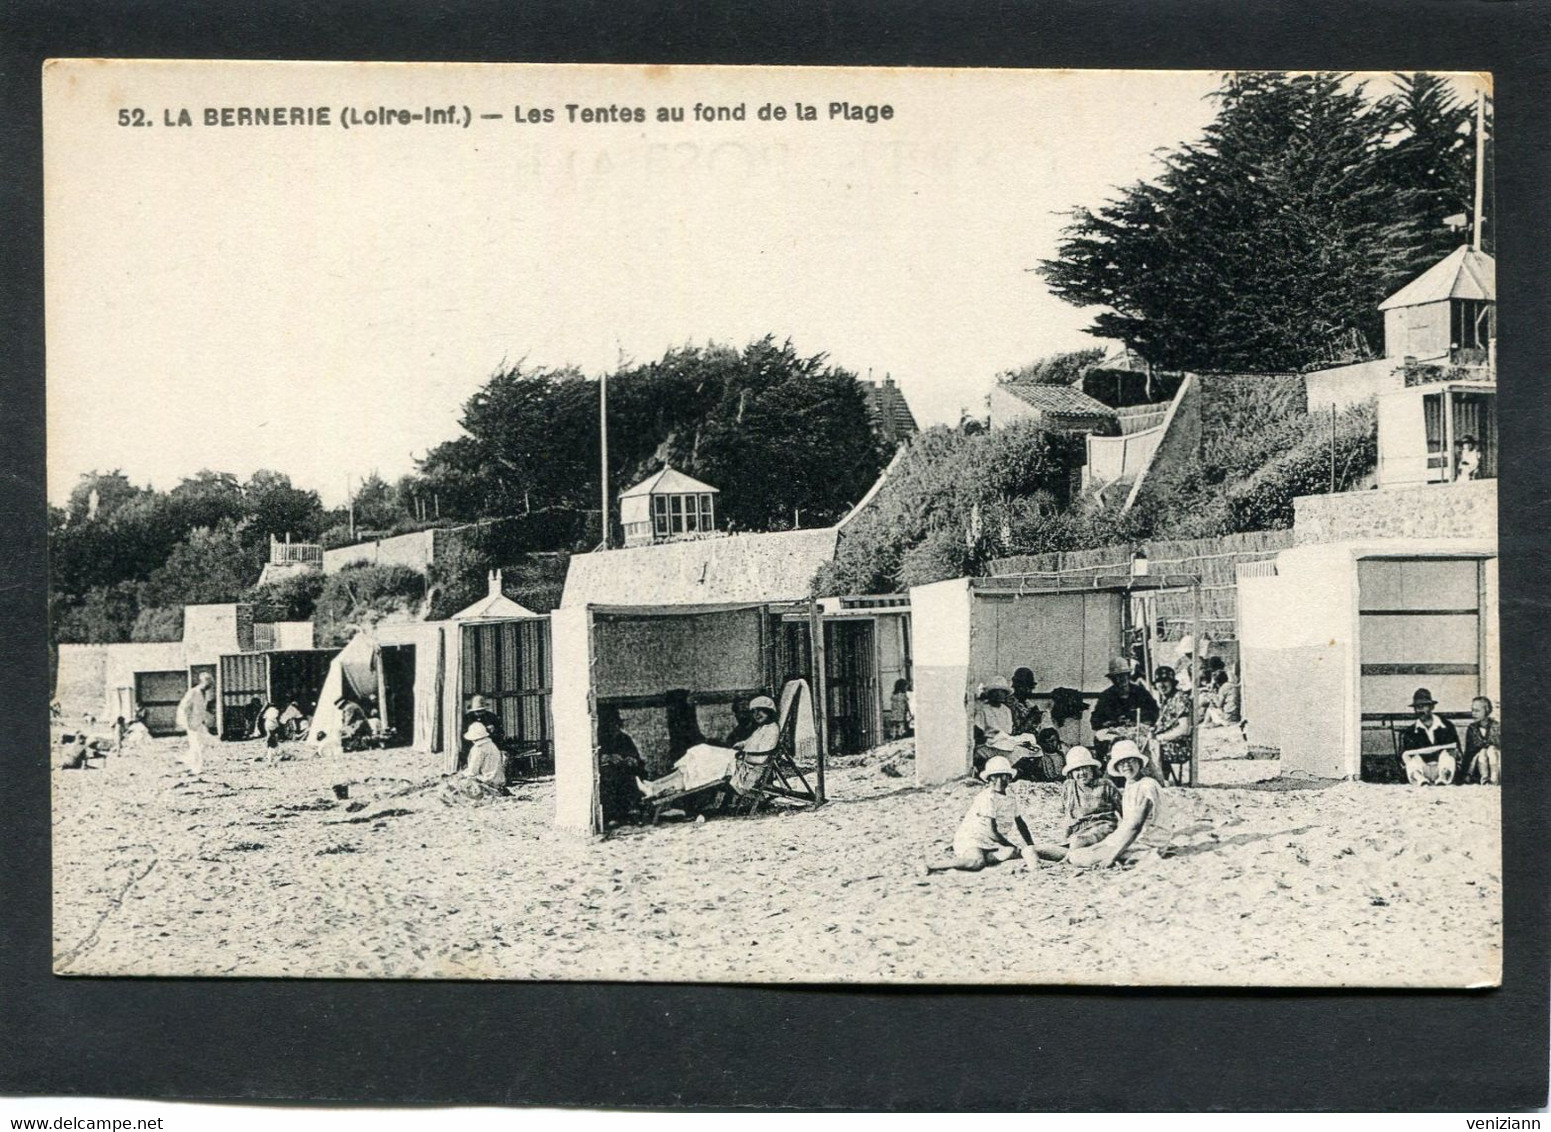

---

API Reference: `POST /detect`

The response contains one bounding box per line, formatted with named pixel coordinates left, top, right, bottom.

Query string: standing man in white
left=174, top=672, right=214, bottom=776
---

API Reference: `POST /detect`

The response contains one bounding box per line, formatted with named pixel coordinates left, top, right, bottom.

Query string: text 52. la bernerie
left=122, top=101, right=897, bottom=130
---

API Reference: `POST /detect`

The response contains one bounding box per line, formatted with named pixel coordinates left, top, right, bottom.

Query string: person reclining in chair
left=636, top=695, right=780, bottom=801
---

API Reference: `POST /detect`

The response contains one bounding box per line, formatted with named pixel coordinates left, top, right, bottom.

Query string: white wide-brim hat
left=1062, top=746, right=1101, bottom=775
left=1107, top=739, right=1146, bottom=772
left=980, top=755, right=1015, bottom=780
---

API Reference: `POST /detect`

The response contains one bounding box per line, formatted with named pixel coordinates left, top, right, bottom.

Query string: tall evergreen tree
left=1381, top=72, right=1490, bottom=258
left=1040, top=72, right=1483, bottom=373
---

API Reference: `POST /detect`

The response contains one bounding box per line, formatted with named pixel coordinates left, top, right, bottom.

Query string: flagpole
left=599, top=372, right=610, bottom=549
left=1474, top=87, right=1486, bottom=252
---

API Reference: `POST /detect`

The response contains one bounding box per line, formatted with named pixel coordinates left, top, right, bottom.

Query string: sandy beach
left=52, top=728, right=1501, bottom=986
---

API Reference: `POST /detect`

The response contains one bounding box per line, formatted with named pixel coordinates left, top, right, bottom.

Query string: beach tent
left=908, top=572, right=1203, bottom=786
left=375, top=619, right=453, bottom=755
left=307, top=632, right=381, bottom=746
left=551, top=601, right=830, bottom=834
left=774, top=596, right=913, bottom=755
left=1237, top=539, right=1497, bottom=780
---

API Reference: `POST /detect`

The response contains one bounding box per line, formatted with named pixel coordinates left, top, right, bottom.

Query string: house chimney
left=488, top=569, right=502, bottom=598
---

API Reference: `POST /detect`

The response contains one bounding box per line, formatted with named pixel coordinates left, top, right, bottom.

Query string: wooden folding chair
left=647, top=775, right=735, bottom=825
left=648, top=686, right=819, bottom=823
left=730, top=691, right=818, bottom=815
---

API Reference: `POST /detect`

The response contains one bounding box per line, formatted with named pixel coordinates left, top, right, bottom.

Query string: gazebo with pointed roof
left=619, top=466, right=720, bottom=547
left=1379, top=245, right=1496, bottom=363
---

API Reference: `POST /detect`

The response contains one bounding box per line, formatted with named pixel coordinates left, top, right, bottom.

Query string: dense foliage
left=50, top=469, right=336, bottom=644
left=997, top=348, right=1106, bottom=386
left=814, top=421, right=1082, bottom=594
left=410, top=336, right=888, bottom=534
left=822, top=379, right=1379, bottom=595
left=1039, top=73, right=1489, bottom=372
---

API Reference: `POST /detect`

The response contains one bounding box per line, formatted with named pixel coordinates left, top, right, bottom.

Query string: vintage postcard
left=45, top=61, right=1499, bottom=985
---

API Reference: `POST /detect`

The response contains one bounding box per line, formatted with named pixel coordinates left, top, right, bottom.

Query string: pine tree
left=1039, top=72, right=1480, bottom=373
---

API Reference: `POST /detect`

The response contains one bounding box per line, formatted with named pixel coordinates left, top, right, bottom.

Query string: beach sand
left=51, top=728, right=1501, bottom=985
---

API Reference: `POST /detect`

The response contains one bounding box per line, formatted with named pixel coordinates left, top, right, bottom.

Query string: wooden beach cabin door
left=378, top=644, right=416, bottom=745
left=460, top=619, right=554, bottom=768
left=824, top=619, right=878, bottom=754
left=219, top=653, right=269, bottom=739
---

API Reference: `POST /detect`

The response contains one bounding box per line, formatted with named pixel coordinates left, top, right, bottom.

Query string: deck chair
left=727, top=694, right=818, bottom=815
left=646, top=760, right=737, bottom=826
left=647, top=682, right=818, bottom=824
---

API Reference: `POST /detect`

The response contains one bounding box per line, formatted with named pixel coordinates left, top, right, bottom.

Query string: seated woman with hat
left=920, top=755, right=1036, bottom=874
left=1150, top=666, right=1194, bottom=780
left=972, top=675, right=1038, bottom=772
left=1399, top=687, right=1461, bottom=786
left=636, top=695, right=781, bottom=800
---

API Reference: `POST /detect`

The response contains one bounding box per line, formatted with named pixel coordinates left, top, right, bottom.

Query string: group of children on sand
left=923, top=737, right=1171, bottom=875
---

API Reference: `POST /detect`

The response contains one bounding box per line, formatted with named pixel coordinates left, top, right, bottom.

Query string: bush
left=246, top=571, right=326, bottom=623
left=318, top=524, right=355, bottom=550
left=1197, top=374, right=1309, bottom=483
left=314, top=564, right=426, bottom=644
left=425, top=538, right=494, bottom=621
left=52, top=583, right=138, bottom=644
left=997, top=347, right=1105, bottom=386
left=130, top=605, right=183, bottom=642
left=1226, top=402, right=1377, bottom=530
left=817, top=420, right=1072, bottom=595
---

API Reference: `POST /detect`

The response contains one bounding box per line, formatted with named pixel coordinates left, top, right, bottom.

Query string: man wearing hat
left=1398, top=687, right=1461, bottom=786
left=1089, top=656, right=1159, bottom=762
left=922, top=754, right=1036, bottom=874
left=335, top=695, right=369, bottom=746
left=460, top=694, right=504, bottom=773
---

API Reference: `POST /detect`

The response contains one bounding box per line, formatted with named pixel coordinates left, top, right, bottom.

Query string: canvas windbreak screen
left=973, top=591, right=1121, bottom=694
left=592, top=609, right=766, bottom=699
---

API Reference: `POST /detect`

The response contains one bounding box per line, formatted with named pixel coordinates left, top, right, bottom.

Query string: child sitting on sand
left=1056, top=746, right=1121, bottom=849
left=920, top=755, right=1036, bottom=874
left=1036, top=741, right=1172, bottom=868
left=1464, top=696, right=1500, bottom=785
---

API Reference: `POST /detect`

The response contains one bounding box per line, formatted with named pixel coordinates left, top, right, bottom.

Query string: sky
left=47, top=64, right=1235, bottom=507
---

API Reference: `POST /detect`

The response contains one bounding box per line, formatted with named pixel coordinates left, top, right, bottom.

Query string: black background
left=2, top=0, right=1548, bottom=1111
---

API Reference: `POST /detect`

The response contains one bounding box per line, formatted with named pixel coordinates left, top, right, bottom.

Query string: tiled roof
left=999, top=383, right=1118, bottom=417
left=860, top=378, right=919, bottom=443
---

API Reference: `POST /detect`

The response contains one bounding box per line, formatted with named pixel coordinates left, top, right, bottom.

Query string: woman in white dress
left=637, top=696, right=780, bottom=800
